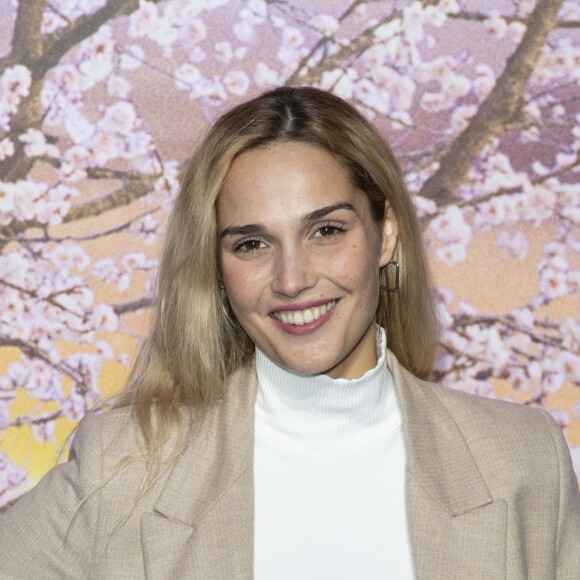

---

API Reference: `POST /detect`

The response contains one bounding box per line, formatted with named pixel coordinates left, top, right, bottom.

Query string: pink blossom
left=53, top=64, right=83, bottom=92
left=423, top=5, right=447, bottom=27
left=557, top=351, right=580, bottom=382
left=91, top=304, right=119, bottom=332
left=42, top=10, right=67, bottom=34
left=496, top=231, right=529, bottom=260
left=129, top=0, right=158, bottom=38
left=64, top=110, right=95, bottom=143
left=402, top=2, right=426, bottom=41
left=50, top=245, right=90, bottom=272
left=441, top=74, right=471, bottom=98
left=149, top=17, right=179, bottom=47
left=215, top=41, right=233, bottom=63
left=1, top=65, right=31, bottom=101
left=254, top=62, right=278, bottom=88
left=431, top=206, right=472, bottom=245
left=508, top=367, right=529, bottom=393
left=542, top=372, right=565, bottom=394
left=62, top=394, right=85, bottom=421
left=413, top=195, right=437, bottom=217
left=282, top=26, right=305, bottom=48
left=311, top=14, right=339, bottom=36
left=450, top=105, right=477, bottom=133
left=234, top=21, right=255, bottom=43
left=485, top=10, right=507, bottom=39
left=99, top=102, right=138, bottom=134
left=511, top=308, right=534, bottom=328
left=474, top=64, right=495, bottom=99
left=223, top=70, right=250, bottom=96
left=559, top=316, right=580, bottom=351
left=107, top=75, right=132, bottom=99
left=539, top=267, right=568, bottom=299
left=175, top=64, right=202, bottom=92
left=421, top=91, right=454, bottom=112
left=508, top=21, right=526, bottom=43
left=78, top=27, right=114, bottom=84
left=19, top=129, right=59, bottom=158
left=0, top=138, right=14, bottom=160
left=435, top=242, right=466, bottom=266
left=506, top=332, right=531, bottom=353
left=439, top=0, right=459, bottom=13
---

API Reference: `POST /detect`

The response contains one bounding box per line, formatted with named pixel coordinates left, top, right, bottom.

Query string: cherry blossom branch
left=113, top=296, right=154, bottom=315
left=418, top=0, right=564, bottom=204
left=11, top=0, right=44, bottom=63
left=0, top=173, right=158, bottom=243
left=448, top=10, right=580, bottom=29
left=0, top=338, right=81, bottom=382
left=35, top=206, right=165, bottom=243
left=451, top=313, right=564, bottom=349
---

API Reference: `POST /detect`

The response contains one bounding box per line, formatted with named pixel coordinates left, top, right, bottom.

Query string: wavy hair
left=115, top=86, right=439, bottom=462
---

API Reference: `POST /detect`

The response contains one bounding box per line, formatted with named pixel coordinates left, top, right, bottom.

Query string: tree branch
left=418, top=0, right=564, bottom=204
left=113, top=295, right=154, bottom=315
left=0, top=173, right=157, bottom=242
left=11, top=0, right=44, bottom=63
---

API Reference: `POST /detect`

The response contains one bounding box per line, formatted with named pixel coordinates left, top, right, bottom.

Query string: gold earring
left=381, top=260, right=399, bottom=292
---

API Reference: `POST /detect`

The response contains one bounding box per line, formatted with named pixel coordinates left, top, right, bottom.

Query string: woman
left=0, top=87, right=578, bottom=579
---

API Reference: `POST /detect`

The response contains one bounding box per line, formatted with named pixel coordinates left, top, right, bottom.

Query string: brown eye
left=235, top=239, right=266, bottom=253
left=315, top=225, right=344, bottom=238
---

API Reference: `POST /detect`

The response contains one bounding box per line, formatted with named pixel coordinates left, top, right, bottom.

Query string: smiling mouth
left=271, top=300, right=338, bottom=326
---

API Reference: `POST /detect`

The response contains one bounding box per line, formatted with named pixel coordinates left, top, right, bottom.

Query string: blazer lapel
left=142, top=352, right=508, bottom=579
left=141, top=363, right=258, bottom=580
left=388, top=352, right=507, bottom=580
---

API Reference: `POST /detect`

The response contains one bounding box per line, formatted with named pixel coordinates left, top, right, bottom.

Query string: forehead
left=217, top=142, right=366, bottom=226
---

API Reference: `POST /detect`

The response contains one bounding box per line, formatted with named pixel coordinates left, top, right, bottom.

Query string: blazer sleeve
left=541, top=410, right=580, bottom=578
left=0, top=413, right=104, bottom=579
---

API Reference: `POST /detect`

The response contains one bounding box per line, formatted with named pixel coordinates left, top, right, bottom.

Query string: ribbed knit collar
left=255, top=326, right=400, bottom=450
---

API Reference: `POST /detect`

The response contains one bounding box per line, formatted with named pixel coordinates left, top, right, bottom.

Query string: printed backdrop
left=1, top=0, right=580, bottom=511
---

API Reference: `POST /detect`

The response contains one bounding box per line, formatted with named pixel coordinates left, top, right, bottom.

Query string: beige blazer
left=1, top=351, right=579, bottom=579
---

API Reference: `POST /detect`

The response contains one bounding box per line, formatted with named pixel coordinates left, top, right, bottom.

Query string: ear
left=379, top=203, right=399, bottom=267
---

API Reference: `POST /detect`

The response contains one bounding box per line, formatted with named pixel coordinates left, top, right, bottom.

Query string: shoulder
left=420, top=376, right=575, bottom=490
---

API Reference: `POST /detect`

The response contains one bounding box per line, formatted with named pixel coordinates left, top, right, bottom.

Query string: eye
left=313, top=223, right=346, bottom=238
left=233, top=238, right=268, bottom=253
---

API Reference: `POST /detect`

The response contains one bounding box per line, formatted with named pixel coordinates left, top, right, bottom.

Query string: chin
left=273, top=355, right=340, bottom=377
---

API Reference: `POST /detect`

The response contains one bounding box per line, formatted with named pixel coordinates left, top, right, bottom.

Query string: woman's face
left=217, top=142, right=398, bottom=380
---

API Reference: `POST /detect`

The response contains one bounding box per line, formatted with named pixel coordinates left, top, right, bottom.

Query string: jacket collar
left=387, top=351, right=492, bottom=515
left=153, top=351, right=492, bottom=524
left=152, top=361, right=258, bottom=527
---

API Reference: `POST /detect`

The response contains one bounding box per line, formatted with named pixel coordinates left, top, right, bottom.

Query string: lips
left=271, top=300, right=337, bottom=326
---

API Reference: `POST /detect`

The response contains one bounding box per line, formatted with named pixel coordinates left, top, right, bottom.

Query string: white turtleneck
left=253, top=327, right=415, bottom=579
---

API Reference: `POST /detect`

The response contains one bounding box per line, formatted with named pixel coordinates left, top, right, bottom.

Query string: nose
left=270, top=246, right=316, bottom=298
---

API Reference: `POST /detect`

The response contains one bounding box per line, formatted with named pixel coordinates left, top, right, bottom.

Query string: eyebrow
left=219, top=202, right=355, bottom=239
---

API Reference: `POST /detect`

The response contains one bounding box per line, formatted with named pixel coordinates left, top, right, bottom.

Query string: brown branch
left=420, top=151, right=580, bottom=227
left=451, top=313, right=563, bottom=349
left=0, top=173, right=157, bottom=242
left=285, top=0, right=441, bottom=86
left=11, top=0, right=44, bottom=63
left=0, top=0, right=168, bottom=183
left=418, top=0, right=564, bottom=203
left=448, top=10, right=580, bottom=29
left=113, top=295, right=154, bottom=315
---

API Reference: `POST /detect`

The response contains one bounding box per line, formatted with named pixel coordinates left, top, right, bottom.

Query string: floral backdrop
left=1, top=0, right=579, bottom=511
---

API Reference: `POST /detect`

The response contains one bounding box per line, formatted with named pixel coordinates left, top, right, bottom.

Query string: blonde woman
left=1, top=87, right=578, bottom=579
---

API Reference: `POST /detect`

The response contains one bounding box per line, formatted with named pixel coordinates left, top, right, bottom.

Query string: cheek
left=221, top=256, right=265, bottom=312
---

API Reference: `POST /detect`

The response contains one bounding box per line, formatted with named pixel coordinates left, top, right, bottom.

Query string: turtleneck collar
left=255, top=326, right=400, bottom=450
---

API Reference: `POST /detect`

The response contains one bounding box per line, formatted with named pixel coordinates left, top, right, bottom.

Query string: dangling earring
left=381, top=260, right=399, bottom=292
left=218, top=283, right=231, bottom=318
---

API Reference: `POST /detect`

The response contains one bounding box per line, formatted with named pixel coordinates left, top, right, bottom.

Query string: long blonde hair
left=115, top=86, right=439, bottom=460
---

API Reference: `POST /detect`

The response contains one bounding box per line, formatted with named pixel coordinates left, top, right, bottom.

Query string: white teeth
left=273, top=300, right=337, bottom=326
